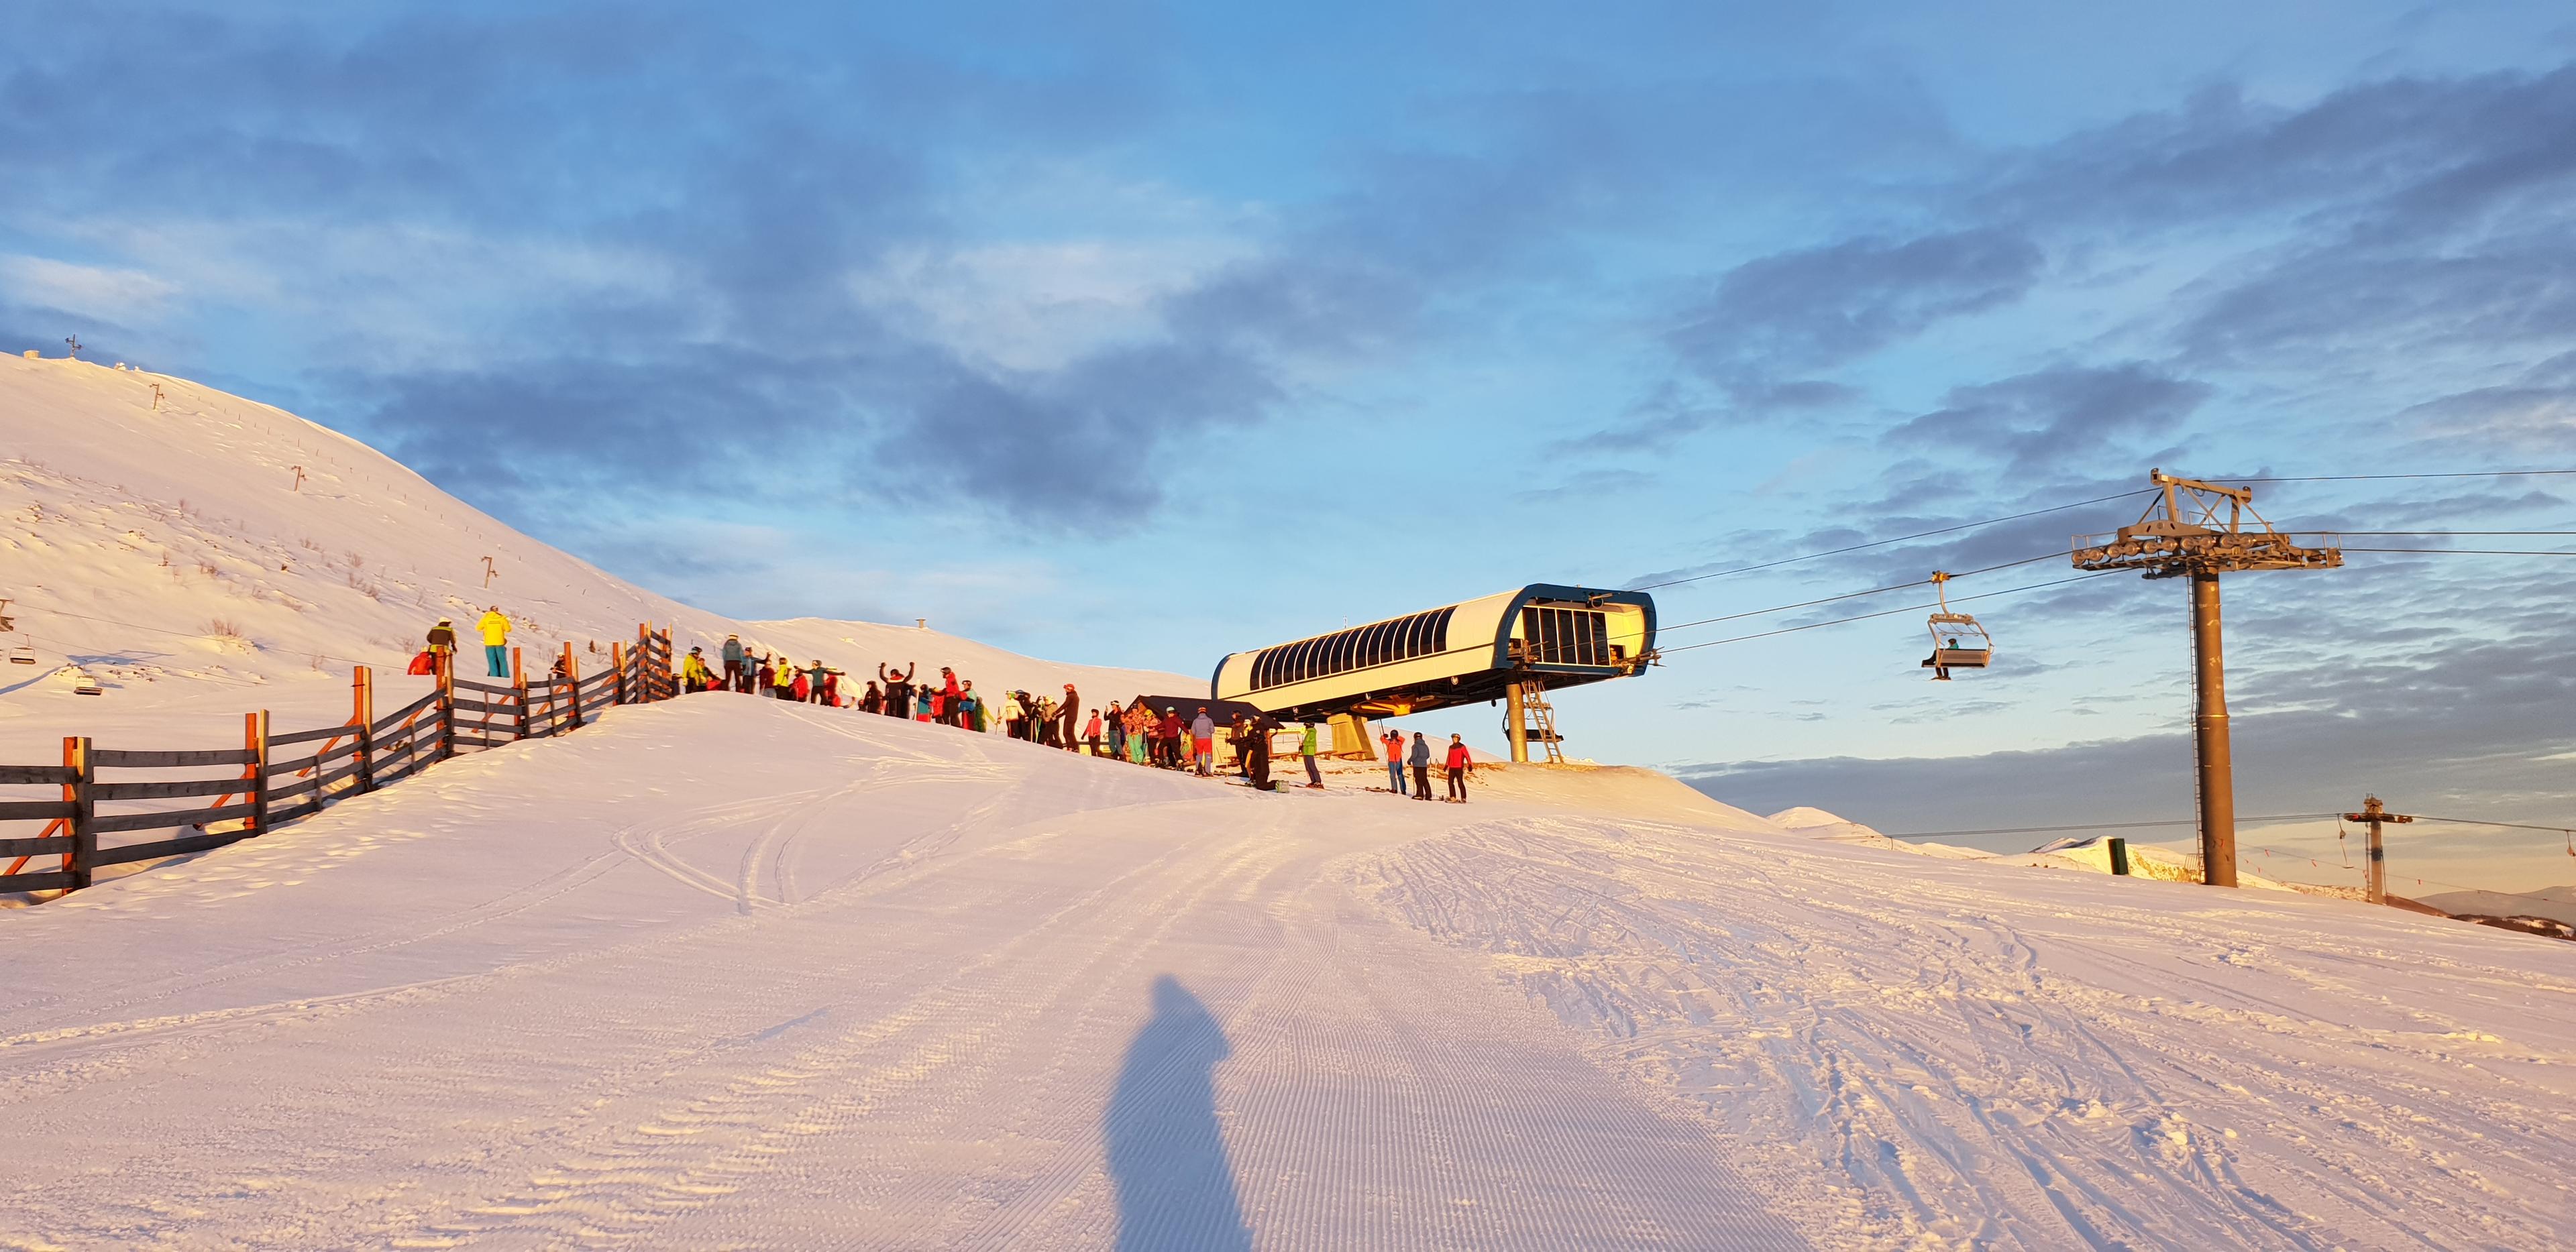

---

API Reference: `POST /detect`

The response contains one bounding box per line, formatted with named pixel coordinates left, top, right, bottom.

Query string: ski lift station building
left=1210, top=584, right=1656, bottom=760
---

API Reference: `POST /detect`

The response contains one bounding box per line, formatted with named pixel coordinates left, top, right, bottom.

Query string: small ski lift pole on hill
left=1919, top=571, right=1992, bottom=681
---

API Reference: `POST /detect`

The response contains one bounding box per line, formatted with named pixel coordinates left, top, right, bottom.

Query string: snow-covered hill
left=0, top=354, right=1187, bottom=754
left=2422, top=885, right=2576, bottom=928
left=5, top=699, right=2569, bottom=1249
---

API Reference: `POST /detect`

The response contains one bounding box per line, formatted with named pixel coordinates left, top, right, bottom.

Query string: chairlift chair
left=71, top=669, right=103, bottom=696
left=0, top=600, right=24, bottom=664
left=1919, top=571, right=1993, bottom=681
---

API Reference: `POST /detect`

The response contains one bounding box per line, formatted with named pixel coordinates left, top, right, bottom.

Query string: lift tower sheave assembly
left=2072, top=471, right=2341, bottom=887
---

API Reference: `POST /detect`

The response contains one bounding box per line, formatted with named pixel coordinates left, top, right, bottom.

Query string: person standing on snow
left=957, top=681, right=984, bottom=730
left=1104, top=701, right=1124, bottom=760
left=935, top=667, right=963, bottom=726
left=1191, top=707, right=1217, bottom=776
left=1408, top=732, right=1433, bottom=801
left=1444, top=734, right=1471, bottom=802
left=879, top=663, right=915, bottom=719
left=1300, top=722, right=1323, bottom=789
left=861, top=679, right=882, bottom=714
left=475, top=606, right=512, bottom=677
left=1084, top=709, right=1103, bottom=756
left=721, top=635, right=745, bottom=691
left=424, top=618, right=457, bottom=679
left=1058, top=685, right=1081, bottom=750
left=1247, top=721, right=1274, bottom=791
left=756, top=655, right=775, bottom=694
left=1381, top=729, right=1407, bottom=796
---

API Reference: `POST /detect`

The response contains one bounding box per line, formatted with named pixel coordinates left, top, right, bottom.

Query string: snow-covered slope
left=1768, top=804, right=2000, bottom=861
left=5, top=701, right=2568, bottom=1249
left=0, top=355, right=1187, bottom=754
left=2421, top=885, right=2576, bottom=927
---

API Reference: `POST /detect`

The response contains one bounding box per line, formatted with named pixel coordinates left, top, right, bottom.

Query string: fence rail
left=1, top=625, right=682, bottom=897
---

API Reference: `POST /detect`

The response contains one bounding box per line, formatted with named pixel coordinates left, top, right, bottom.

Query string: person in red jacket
left=1157, top=707, right=1185, bottom=769
left=1444, top=734, right=1472, bottom=802
left=937, top=667, right=963, bottom=725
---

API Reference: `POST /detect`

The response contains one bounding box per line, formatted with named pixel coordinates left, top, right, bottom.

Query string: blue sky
left=7, top=2, right=2574, bottom=888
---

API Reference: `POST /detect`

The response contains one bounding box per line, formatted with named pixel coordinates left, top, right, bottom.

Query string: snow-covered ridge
left=0, top=355, right=1187, bottom=753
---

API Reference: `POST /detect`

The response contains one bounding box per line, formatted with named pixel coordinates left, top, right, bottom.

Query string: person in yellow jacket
left=680, top=646, right=716, bottom=693
left=475, top=606, right=512, bottom=677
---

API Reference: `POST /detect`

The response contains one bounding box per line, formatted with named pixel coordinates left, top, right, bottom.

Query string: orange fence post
left=247, top=712, right=270, bottom=836
left=562, top=642, right=582, bottom=730
left=610, top=640, right=627, bottom=705
left=353, top=665, right=376, bottom=794
left=439, top=657, right=457, bottom=760
left=65, top=737, right=93, bottom=893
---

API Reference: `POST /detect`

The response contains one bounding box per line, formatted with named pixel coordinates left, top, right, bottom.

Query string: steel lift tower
left=2073, top=471, right=2341, bottom=887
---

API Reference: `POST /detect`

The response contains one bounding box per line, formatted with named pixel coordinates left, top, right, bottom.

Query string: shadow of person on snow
left=1106, top=975, right=1252, bottom=1252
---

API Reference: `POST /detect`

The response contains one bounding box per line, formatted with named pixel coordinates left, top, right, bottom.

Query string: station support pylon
left=2073, top=469, right=2341, bottom=887
left=2189, top=572, right=2235, bottom=887
left=2342, top=795, right=2414, bottom=905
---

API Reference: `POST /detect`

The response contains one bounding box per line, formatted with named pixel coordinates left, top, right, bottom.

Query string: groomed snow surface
left=7, top=699, right=2573, bottom=1250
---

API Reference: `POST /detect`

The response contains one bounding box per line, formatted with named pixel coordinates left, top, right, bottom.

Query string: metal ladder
left=1521, top=673, right=1565, bottom=764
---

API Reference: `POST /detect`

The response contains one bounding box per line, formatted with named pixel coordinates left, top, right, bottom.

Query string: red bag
left=407, top=650, right=436, bottom=676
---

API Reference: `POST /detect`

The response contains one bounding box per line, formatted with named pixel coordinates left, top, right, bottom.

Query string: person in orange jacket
left=1381, top=729, right=1407, bottom=796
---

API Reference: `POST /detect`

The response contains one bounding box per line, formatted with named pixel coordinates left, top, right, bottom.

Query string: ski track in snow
left=1, top=702, right=1801, bottom=1249
left=1356, top=815, right=2576, bottom=1249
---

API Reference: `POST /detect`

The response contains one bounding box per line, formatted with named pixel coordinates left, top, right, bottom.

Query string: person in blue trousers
left=475, top=606, right=511, bottom=678
left=1382, top=729, right=1407, bottom=795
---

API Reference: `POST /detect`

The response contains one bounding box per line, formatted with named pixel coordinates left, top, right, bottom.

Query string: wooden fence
left=0, top=624, right=679, bottom=897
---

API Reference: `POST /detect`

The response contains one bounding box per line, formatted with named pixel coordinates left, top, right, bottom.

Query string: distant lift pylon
left=1919, top=572, right=1992, bottom=681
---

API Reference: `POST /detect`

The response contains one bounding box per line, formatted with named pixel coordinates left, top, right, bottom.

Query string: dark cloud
left=1887, top=363, right=2209, bottom=478
left=1672, top=227, right=2044, bottom=388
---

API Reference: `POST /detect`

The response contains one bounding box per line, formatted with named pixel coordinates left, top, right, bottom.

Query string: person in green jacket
left=1299, top=722, right=1323, bottom=789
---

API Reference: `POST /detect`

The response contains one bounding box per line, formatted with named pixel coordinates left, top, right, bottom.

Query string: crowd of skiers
left=423, top=618, right=1475, bottom=801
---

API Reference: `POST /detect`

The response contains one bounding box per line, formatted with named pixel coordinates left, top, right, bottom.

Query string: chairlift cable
left=2212, top=469, right=2576, bottom=483
left=1652, top=552, right=2066, bottom=637
left=1658, top=572, right=2119, bottom=655
left=2404, top=814, right=2576, bottom=835
left=1874, top=813, right=2339, bottom=840
left=1627, top=489, right=2157, bottom=593
left=2337, top=547, right=2576, bottom=556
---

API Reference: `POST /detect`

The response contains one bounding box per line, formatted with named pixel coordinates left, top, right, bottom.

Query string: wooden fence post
left=439, top=659, right=457, bottom=761
left=352, top=665, right=377, bottom=794
left=511, top=646, right=529, bottom=740
left=610, top=640, right=627, bottom=705
left=247, top=712, right=271, bottom=836
left=563, top=642, right=582, bottom=730
left=65, top=737, right=94, bottom=893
